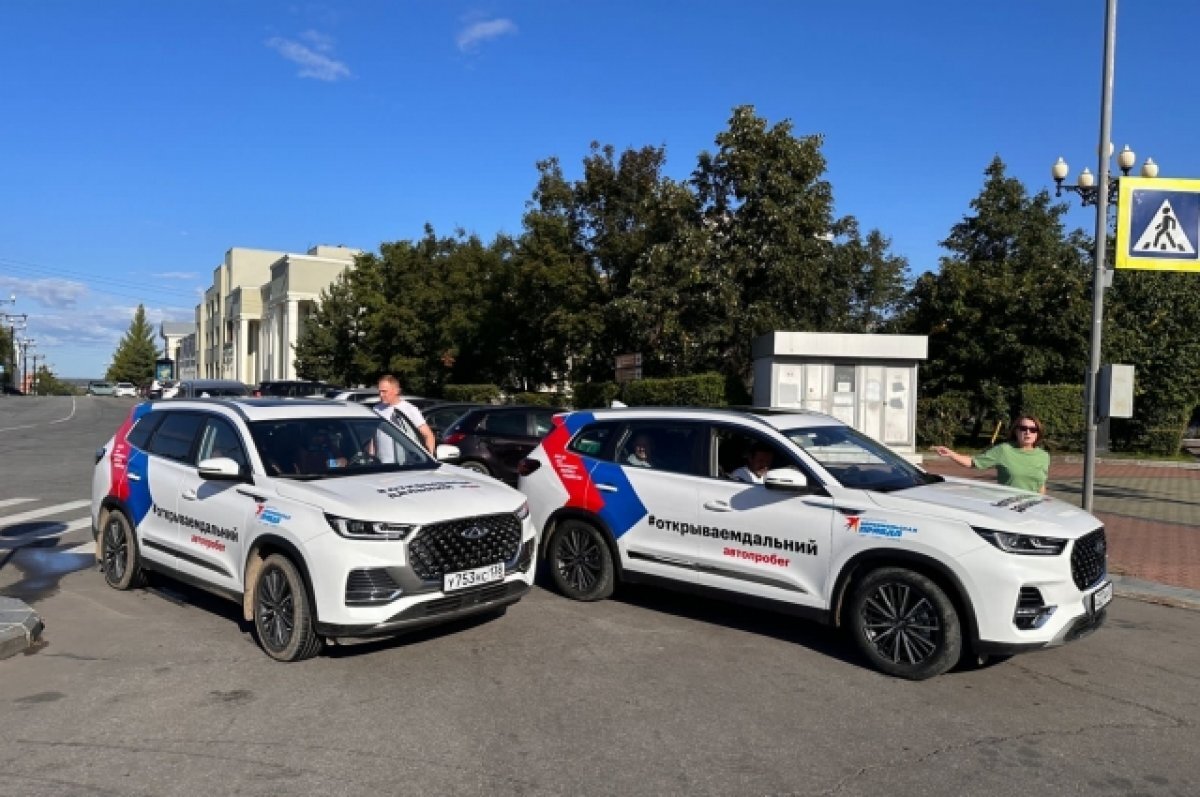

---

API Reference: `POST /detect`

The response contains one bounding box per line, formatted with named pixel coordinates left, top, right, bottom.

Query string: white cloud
left=456, top=18, right=517, bottom=52
left=153, top=272, right=199, bottom=281
left=0, top=277, right=87, bottom=309
left=266, top=34, right=351, bottom=82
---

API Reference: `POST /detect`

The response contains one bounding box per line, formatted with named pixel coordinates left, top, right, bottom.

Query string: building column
left=286, top=299, right=298, bottom=380
left=237, top=318, right=248, bottom=384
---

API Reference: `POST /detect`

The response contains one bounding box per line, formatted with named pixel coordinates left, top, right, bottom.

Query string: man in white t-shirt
left=731, top=443, right=774, bottom=484
left=374, top=374, right=435, bottom=454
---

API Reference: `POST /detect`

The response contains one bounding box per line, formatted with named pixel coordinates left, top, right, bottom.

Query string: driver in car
left=298, top=426, right=348, bottom=471
left=732, top=443, right=775, bottom=484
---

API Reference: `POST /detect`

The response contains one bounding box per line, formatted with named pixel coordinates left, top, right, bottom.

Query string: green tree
left=1105, top=270, right=1200, bottom=453
left=106, top=304, right=158, bottom=385
left=34, top=365, right=75, bottom=396
left=690, top=105, right=910, bottom=388
left=901, top=157, right=1092, bottom=426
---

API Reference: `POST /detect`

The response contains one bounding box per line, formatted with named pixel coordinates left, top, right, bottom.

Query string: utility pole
left=1, top=311, right=26, bottom=394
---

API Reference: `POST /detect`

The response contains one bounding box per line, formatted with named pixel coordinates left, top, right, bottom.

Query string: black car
left=255, top=380, right=337, bottom=398
left=442, top=405, right=563, bottom=484
left=423, top=402, right=485, bottom=441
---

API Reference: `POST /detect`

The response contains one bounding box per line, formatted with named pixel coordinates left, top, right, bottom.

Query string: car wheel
left=849, top=566, right=961, bottom=681
left=253, top=554, right=323, bottom=662
left=547, top=519, right=614, bottom=601
left=100, top=510, right=144, bottom=590
left=459, top=460, right=492, bottom=477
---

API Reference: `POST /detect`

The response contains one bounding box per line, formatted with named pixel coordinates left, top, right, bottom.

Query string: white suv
left=518, top=408, right=1110, bottom=680
left=91, top=397, right=538, bottom=661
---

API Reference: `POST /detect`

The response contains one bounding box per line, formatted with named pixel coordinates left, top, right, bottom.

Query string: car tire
left=547, top=519, right=615, bottom=602
left=253, top=554, right=323, bottom=662
left=100, top=510, right=144, bottom=590
left=459, top=460, right=492, bottom=477
left=848, top=566, right=961, bottom=681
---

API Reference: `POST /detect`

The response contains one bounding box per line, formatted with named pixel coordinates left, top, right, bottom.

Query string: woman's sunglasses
left=1015, top=425, right=1039, bottom=433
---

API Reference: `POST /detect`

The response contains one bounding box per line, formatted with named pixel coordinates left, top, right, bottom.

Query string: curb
left=1112, top=575, right=1200, bottom=612
left=0, top=596, right=44, bottom=660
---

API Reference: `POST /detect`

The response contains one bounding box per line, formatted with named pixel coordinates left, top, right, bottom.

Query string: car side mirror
left=763, top=468, right=808, bottom=492
left=198, top=457, right=245, bottom=481
left=436, top=443, right=461, bottom=462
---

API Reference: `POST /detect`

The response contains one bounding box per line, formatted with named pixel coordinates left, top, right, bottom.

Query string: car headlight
left=325, top=514, right=415, bottom=541
left=973, top=526, right=1067, bottom=556
left=515, top=500, right=530, bottom=521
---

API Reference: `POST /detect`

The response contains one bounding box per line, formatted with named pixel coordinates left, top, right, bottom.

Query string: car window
left=784, top=424, right=934, bottom=491
left=480, top=411, right=528, bottom=436
left=147, top=412, right=205, bottom=464
left=568, top=422, right=618, bottom=458
left=248, top=416, right=436, bottom=478
left=708, top=425, right=800, bottom=482
left=197, top=417, right=249, bottom=471
left=617, top=422, right=704, bottom=476
left=532, top=410, right=557, bottom=436
left=126, top=411, right=165, bottom=450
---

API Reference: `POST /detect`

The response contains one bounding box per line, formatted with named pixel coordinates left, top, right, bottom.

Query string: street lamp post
left=1046, top=0, right=1160, bottom=513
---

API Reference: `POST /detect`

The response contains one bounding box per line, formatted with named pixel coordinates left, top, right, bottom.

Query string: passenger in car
left=732, top=442, right=775, bottom=484
left=625, top=434, right=654, bottom=468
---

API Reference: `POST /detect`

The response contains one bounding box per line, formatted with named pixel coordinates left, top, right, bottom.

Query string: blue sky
left=1, top=1, right=1198, bottom=380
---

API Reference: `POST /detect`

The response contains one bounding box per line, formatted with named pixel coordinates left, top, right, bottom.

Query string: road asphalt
left=3, top=411, right=1198, bottom=658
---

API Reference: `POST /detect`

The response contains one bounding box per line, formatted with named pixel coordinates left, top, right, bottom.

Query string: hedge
left=622, top=373, right=726, bottom=407
left=1019, top=384, right=1086, bottom=451
left=914, top=391, right=972, bottom=447
left=442, top=383, right=501, bottom=403
left=571, top=381, right=621, bottom=410
left=510, top=391, right=567, bottom=408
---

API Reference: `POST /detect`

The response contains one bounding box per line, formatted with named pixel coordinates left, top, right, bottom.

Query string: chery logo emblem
left=460, top=525, right=490, bottom=540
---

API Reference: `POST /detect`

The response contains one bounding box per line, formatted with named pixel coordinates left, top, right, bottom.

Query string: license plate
left=444, top=563, right=505, bottom=593
left=1091, top=581, right=1113, bottom=613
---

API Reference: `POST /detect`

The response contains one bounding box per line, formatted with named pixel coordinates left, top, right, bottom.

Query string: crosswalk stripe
left=0, top=500, right=91, bottom=526
left=0, top=498, right=36, bottom=509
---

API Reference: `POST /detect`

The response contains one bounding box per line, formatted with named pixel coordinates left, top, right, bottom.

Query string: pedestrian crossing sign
left=1116, top=177, right=1200, bottom=272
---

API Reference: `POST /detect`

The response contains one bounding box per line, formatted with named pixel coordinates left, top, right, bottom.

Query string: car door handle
left=181, top=489, right=198, bottom=501
left=127, top=473, right=142, bottom=482
left=703, top=500, right=732, bottom=512
left=595, top=483, right=618, bottom=493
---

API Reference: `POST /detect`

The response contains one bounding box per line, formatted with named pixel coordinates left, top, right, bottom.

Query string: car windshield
left=248, top=416, right=436, bottom=478
left=783, top=425, right=941, bottom=492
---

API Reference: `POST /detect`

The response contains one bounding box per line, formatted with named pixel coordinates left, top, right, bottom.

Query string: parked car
left=441, top=405, right=563, bottom=485
left=517, top=407, right=1111, bottom=680
left=424, top=402, right=486, bottom=442
left=90, top=397, right=537, bottom=661
left=87, top=381, right=115, bottom=396
left=254, top=380, right=336, bottom=398
left=325, top=388, right=380, bottom=404
left=164, top=379, right=249, bottom=399
left=113, top=382, right=138, bottom=398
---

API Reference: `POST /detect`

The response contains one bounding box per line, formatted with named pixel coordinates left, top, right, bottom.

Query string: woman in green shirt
left=933, top=415, right=1050, bottom=494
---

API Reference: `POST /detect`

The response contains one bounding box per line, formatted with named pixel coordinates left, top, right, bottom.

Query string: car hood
left=867, top=477, right=1101, bottom=538
left=272, top=467, right=522, bottom=523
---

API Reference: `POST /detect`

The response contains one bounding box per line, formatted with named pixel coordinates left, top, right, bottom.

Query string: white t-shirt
left=374, top=400, right=428, bottom=459
left=731, top=465, right=763, bottom=484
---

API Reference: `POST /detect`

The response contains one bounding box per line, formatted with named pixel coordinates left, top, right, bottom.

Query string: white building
left=193, top=245, right=360, bottom=383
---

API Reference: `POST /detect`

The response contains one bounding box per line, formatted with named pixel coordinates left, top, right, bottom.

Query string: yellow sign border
left=1115, top=177, right=1200, bottom=272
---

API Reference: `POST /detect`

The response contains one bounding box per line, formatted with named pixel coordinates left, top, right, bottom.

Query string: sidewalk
left=921, top=454, right=1200, bottom=607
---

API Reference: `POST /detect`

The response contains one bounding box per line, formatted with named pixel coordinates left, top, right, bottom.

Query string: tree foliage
left=1105, top=270, right=1200, bottom=451
left=901, top=157, right=1092, bottom=425
left=106, top=304, right=158, bottom=385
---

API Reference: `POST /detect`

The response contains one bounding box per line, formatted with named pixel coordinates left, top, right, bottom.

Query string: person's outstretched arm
left=933, top=446, right=973, bottom=469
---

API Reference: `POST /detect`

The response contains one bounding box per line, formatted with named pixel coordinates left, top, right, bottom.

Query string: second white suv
left=518, top=408, right=1110, bottom=680
left=92, top=397, right=538, bottom=661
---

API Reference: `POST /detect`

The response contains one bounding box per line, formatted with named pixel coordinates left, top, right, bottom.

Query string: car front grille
left=346, top=568, right=403, bottom=605
left=1071, top=528, right=1107, bottom=590
left=409, top=513, right=522, bottom=581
